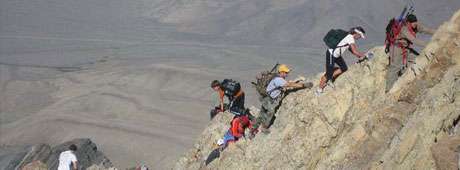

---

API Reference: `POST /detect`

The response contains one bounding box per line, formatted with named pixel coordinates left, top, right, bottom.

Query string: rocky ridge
left=0, top=138, right=114, bottom=170
left=175, top=9, right=460, bottom=169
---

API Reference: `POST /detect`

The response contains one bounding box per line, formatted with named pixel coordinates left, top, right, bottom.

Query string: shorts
left=325, top=50, right=348, bottom=81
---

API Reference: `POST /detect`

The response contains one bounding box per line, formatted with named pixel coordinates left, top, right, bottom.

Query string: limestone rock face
left=175, top=9, right=460, bottom=169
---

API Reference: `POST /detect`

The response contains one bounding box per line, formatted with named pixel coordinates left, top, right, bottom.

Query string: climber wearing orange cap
left=251, top=64, right=312, bottom=136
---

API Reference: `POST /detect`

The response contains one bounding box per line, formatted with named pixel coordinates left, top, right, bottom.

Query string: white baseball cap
left=354, top=28, right=366, bottom=39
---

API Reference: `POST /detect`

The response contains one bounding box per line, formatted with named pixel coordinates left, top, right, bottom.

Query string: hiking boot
left=327, top=81, right=335, bottom=88
left=315, top=88, right=323, bottom=96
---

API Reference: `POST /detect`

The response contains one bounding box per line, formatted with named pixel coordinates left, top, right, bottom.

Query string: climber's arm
left=350, top=44, right=365, bottom=59
left=401, top=28, right=428, bottom=47
left=418, top=23, right=435, bottom=35
left=284, top=82, right=306, bottom=89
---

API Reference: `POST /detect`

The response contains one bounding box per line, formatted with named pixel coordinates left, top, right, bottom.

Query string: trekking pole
left=397, top=6, right=407, bottom=21
left=404, top=0, right=415, bottom=16
left=356, top=57, right=368, bottom=64
left=269, top=62, right=280, bottom=73
left=408, top=0, right=415, bottom=10
left=407, top=0, right=415, bottom=15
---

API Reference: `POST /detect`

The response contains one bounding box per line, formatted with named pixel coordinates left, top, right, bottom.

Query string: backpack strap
left=234, top=90, right=244, bottom=98
left=386, top=21, right=406, bottom=66
left=267, top=86, right=283, bottom=98
left=328, top=43, right=349, bottom=66
left=228, top=89, right=244, bottom=112
left=334, top=43, right=349, bottom=57
left=265, top=76, right=283, bottom=97
left=331, top=33, right=351, bottom=58
left=395, top=37, right=419, bottom=66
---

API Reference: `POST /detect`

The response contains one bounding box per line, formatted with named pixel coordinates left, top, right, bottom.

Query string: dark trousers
left=229, top=93, right=245, bottom=113
left=326, top=50, right=348, bottom=81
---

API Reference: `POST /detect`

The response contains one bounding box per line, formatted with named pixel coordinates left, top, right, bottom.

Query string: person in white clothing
left=317, top=26, right=367, bottom=95
left=58, top=144, right=78, bottom=170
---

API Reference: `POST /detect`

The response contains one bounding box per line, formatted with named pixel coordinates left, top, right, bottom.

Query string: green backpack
left=252, top=63, right=279, bottom=97
left=323, top=29, right=349, bottom=49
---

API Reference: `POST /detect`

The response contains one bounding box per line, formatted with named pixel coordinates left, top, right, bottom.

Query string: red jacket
left=230, top=115, right=251, bottom=138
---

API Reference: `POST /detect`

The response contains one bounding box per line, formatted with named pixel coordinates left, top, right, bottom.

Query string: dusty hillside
left=175, top=9, right=460, bottom=169
left=0, top=59, right=216, bottom=169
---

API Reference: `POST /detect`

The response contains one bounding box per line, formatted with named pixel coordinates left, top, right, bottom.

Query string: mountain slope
left=1, top=0, right=459, bottom=168
left=175, top=9, right=460, bottom=169
left=152, top=0, right=460, bottom=47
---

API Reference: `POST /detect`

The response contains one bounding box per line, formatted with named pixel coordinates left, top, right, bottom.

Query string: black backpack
left=323, top=29, right=349, bottom=49
left=221, top=79, right=241, bottom=99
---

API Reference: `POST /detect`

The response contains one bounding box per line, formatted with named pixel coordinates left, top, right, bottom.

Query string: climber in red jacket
left=219, top=115, right=252, bottom=149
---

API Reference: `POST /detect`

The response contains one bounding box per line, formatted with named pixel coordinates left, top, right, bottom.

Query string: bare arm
left=350, top=44, right=365, bottom=59
left=72, top=161, right=78, bottom=170
left=418, top=24, right=435, bottom=35
left=220, top=101, right=224, bottom=111
left=401, top=28, right=428, bottom=47
left=284, top=82, right=305, bottom=89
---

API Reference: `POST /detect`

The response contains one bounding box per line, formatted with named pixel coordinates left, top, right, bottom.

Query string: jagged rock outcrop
left=21, top=161, right=48, bottom=170
left=1, top=138, right=114, bottom=170
left=175, top=9, right=460, bottom=169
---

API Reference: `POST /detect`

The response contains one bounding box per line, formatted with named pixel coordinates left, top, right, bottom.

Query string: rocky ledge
left=0, top=138, right=114, bottom=170
left=175, top=9, right=460, bottom=170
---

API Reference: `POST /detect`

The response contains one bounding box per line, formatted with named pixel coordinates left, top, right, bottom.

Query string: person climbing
left=384, top=13, right=435, bottom=92
left=205, top=114, right=252, bottom=165
left=221, top=114, right=252, bottom=148
left=316, top=26, right=367, bottom=96
left=58, top=144, right=78, bottom=170
left=251, top=64, right=313, bottom=135
left=210, top=79, right=248, bottom=119
left=210, top=80, right=228, bottom=119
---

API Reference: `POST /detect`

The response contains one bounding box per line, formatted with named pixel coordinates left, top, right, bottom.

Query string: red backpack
left=385, top=3, right=415, bottom=65
left=385, top=18, right=405, bottom=65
